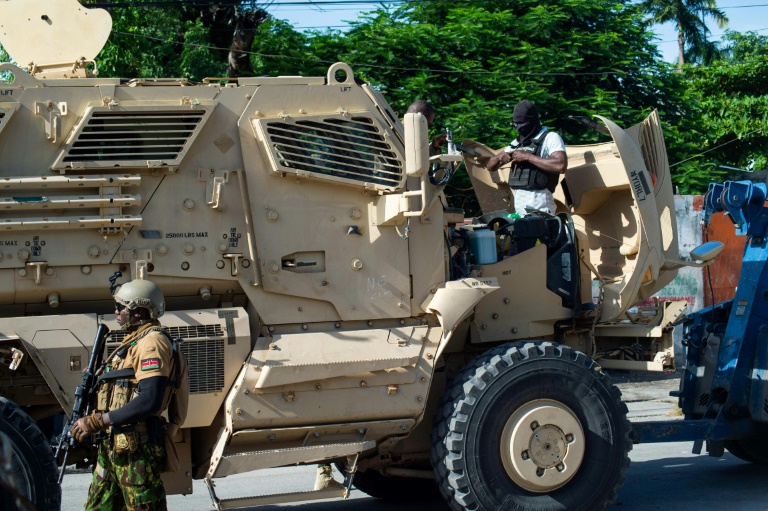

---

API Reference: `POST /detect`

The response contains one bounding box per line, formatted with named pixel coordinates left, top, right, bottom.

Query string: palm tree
left=641, top=0, right=728, bottom=71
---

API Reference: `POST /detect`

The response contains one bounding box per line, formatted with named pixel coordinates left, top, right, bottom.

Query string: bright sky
left=263, top=0, right=768, bottom=63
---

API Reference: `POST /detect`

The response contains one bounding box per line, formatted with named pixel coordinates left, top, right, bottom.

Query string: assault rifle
left=54, top=323, right=110, bottom=483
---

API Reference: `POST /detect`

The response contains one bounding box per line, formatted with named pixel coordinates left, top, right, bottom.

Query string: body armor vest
left=507, top=129, right=559, bottom=193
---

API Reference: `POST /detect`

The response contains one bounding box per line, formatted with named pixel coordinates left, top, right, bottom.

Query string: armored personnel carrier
left=0, top=2, right=712, bottom=510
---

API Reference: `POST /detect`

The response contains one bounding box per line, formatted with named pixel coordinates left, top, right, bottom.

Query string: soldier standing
left=70, top=279, right=185, bottom=511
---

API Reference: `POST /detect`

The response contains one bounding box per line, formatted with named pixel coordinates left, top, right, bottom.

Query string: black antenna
left=109, top=270, right=123, bottom=296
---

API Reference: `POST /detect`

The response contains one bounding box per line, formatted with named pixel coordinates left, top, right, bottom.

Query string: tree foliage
left=1, top=0, right=762, bottom=199
left=674, top=31, right=768, bottom=191
left=274, top=0, right=693, bottom=208
left=641, top=0, right=727, bottom=70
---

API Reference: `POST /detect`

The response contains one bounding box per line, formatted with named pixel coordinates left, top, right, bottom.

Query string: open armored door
left=557, top=110, right=679, bottom=320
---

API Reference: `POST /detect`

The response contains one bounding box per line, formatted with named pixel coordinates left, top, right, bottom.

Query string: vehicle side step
left=212, top=486, right=347, bottom=510
left=210, top=440, right=376, bottom=478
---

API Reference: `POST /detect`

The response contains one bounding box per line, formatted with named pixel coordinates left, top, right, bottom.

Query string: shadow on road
left=247, top=496, right=449, bottom=511
left=611, top=454, right=768, bottom=510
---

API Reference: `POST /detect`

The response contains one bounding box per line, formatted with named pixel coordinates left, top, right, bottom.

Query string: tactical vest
left=507, top=129, right=559, bottom=193
left=94, top=326, right=185, bottom=422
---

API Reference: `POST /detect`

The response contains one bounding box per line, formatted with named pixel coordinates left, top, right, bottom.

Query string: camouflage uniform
left=85, top=322, right=174, bottom=511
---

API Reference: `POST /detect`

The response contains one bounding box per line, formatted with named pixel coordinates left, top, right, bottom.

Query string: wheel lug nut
left=521, top=450, right=530, bottom=461
left=556, top=463, right=565, bottom=472
left=565, top=434, right=574, bottom=443
left=536, top=468, right=545, bottom=477
left=530, top=421, right=539, bottom=430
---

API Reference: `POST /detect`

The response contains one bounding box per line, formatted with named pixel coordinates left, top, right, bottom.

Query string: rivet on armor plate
left=45, top=267, right=54, bottom=276
left=359, top=381, right=367, bottom=387
left=351, top=259, right=363, bottom=270
left=235, top=408, right=243, bottom=415
left=18, top=249, right=30, bottom=261
left=504, top=297, right=510, bottom=304
left=81, top=266, right=91, bottom=275
left=269, top=343, right=277, bottom=350
left=420, top=377, right=427, bottom=383
left=17, top=269, right=26, bottom=277
left=512, top=327, right=518, bottom=333
left=367, top=321, right=373, bottom=327
left=313, top=432, right=320, bottom=438
left=267, top=210, right=278, bottom=221
left=350, top=208, right=362, bottom=220
left=492, top=313, right=499, bottom=319
left=87, top=246, right=100, bottom=259
left=182, top=198, right=195, bottom=211
left=315, top=384, right=321, bottom=390
left=302, top=324, right=308, bottom=330
left=182, top=243, right=194, bottom=255
left=216, top=260, right=225, bottom=269
left=416, top=396, right=423, bottom=403
left=216, top=241, right=228, bottom=254
left=426, top=353, right=434, bottom=360
left=156, top=244, right=168, bottom=256
left=335, top=323, right=341, bottom=328
left=399, top=319, right=405, bottom=325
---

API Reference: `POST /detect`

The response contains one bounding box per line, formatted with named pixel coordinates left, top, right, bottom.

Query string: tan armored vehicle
left=0, top=2, right=716, bottom=511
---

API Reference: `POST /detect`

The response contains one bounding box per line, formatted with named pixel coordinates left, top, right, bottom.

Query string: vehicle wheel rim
left=500, top=398, right=585, bottom=493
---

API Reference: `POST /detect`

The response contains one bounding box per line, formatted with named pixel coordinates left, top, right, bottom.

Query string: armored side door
left=237, top=65, right=412, bottom=323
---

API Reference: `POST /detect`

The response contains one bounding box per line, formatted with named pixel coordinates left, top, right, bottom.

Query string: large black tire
left=725, top=435, right=768, bottom=464
left=0, top=398, right=61, bottom=511
left=431, top=342, right=631, bottom=511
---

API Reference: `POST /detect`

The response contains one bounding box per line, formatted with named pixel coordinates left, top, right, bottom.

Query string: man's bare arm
left=510, top=150, right=567, bottom=174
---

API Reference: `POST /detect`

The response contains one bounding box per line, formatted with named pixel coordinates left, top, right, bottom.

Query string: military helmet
left=114, top=279, right=165, bottom=319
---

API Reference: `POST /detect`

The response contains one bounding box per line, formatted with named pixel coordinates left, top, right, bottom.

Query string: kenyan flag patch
left=141, top=358, right=160, bottom=371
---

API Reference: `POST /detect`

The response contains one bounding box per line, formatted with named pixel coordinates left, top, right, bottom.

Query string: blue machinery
left=631, top=180, right=768, bottom=460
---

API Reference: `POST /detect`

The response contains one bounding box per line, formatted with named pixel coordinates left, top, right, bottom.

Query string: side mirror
left=690, top=240, right=724, bottom=263
left=404, top=112, right=429, bottom=177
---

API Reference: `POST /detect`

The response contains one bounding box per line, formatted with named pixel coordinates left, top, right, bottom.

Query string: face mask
left=516, top=122, right=537, bottom=137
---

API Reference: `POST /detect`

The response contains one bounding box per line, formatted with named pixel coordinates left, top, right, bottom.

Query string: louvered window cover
left=108, top=325, right=225, bottom=395
left=53, top=105, right=214, bottom=171
left=259, top=115, right=404, bottom=190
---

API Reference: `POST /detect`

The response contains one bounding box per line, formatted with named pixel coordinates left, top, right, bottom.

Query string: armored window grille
left=53, top=105, right=214, bottom=172
left=258, top=115, right=404, bottom=190
left=108, top=324, right=225, bottom=394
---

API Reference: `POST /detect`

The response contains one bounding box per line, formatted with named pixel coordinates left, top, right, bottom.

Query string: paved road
left=61, top=374, right=768, bottom=510
left=60, top=448, right=768, bottom=511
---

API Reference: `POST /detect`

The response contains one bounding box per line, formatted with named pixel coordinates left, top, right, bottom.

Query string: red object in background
left=702, top=199, right=747, bottom=306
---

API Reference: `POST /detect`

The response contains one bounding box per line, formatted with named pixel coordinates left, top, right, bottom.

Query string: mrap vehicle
left=0, top=2, right=713, bottom=510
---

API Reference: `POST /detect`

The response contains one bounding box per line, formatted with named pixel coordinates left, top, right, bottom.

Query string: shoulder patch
left=141, top=358, right=161, bottom=371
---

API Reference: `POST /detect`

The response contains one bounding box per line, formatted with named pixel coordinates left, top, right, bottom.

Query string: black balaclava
left=513, top=100, right=542, bottom=144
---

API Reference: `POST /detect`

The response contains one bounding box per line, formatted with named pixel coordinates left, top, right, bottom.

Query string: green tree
left=83, top=0, right=266, bottom=80
left=676, top=31, right=768, bottom=192
left=641, top=0, right=727, bottom=70
left=293, top=0, right=690, bottom=210
left=0, top=43, right=11, bottom=83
